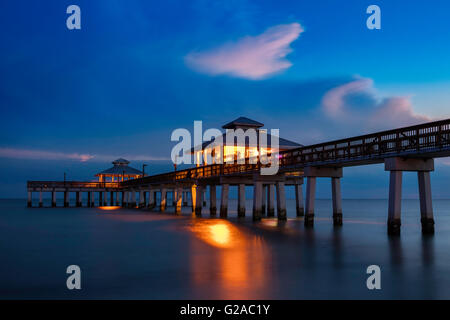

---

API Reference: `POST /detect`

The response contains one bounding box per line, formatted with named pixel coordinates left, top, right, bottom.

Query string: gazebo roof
left=188, top=132, right=302, bottom=153
left=222, top=117, right=264, bottom=129
left=95, top=159, right=142, bottom=176
left=112, top=158, right=130, bottom=165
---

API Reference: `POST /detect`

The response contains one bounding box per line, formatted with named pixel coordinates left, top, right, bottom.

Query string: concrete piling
left=418, top=171, right=435, bottom=234
left=52, top=190, right=56, bottom=207
left=304, top=177, right=316, bottom=226
left=276, top=181, right=287, bottom=221
left=295, top=183, right=304, bottom=217
left=252, top=181, right=263, bottom=221
left=267, top=184, right=275, bottom=217
left=238, top=184, right=246, bottom=217
left=210, top=185, right=217, bottom=216
left=331, top=177, right=342, bottom=226
left=39, top=191, right=43, bottom=207
left=220, top=184, right=229, bottom=218
left=160, top=188, right=167, bottom=212
left=64, top=191, right=69, bottom=207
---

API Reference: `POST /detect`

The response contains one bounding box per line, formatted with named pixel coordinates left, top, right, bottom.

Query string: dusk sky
left=1, top=0, right=450, bottom=198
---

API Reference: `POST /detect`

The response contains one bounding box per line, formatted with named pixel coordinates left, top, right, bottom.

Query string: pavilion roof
left=222, top=117, right=264, bottom=129
left=188, top=132, right=302, bottom=153
left=95, top=159, right=142, bottom=176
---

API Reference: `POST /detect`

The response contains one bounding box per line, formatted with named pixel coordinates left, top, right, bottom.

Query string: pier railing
left=280, top=118, right=450, bottom=167
left=27, top=181, right=120, bottom=189
left=121, top=163, right=261, bottom=187
left=121, top=118, right=450, bottom=186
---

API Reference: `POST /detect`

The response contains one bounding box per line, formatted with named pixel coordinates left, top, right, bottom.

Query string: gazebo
left=190, top=117, right=303, bottom=166
left=95, top=158, right=143, bottom=182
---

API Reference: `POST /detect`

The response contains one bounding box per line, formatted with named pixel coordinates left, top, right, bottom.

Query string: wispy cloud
left=0, top=148, right=94, bottom=162
left=0, top=148, right=169, bottom=162
left=321, top=77, right=431, bottom=130
left=185, top=23, right=303, bottom=80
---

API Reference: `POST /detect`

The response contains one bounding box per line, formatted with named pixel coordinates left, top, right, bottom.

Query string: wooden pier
left=27, top=118, right=450, bottom=235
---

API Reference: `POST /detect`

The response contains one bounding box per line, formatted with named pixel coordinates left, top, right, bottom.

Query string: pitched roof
left=222, top=117, right=264, bottom=129
left=188, top=132, right=302, bottom=153
left=96, top=159, right=142, bottom=176
left=112, top=158, right=130, bottom=165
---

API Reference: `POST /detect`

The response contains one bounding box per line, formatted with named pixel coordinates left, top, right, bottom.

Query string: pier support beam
left=190, top=186, right=197, bottom=214
left=385, top=157, right=434, bottom=235
left=210, top=185, right=217, bottom=216
left=139, top=190, right=145, bottom=208
left=295, top=182, right=304, bottom=217
left=305, top=177, right=316, bottom=226
left=238, top=184, right=246, bottom=217
left=115, top=191, right=119, bottom=206
left=131, top=190, right=136, bottom=208
left=148, top=189, right=155, bottom=209
left=91, top=192, right=95, bottom=207
left=387, top=171, right=402, bottom=235
left=267, top=184, right=275, bottom=217
left=183, top=191, right=188, bottom=206
left=175, top=187, right=182, bottom=214
left=195, top=185, right=204, bottom=216
left=110, top=191, right=114, bottom=206
left=220, top=184, right=229, bottom=218
left=103, top=191, right=108, bottom=206
left=203, top=190, right=207, bottom=207
left=262, top=185, right=267, bottom=216
left=172, top=189, right=177, bottom=207
left=160, top=188, right=167, bottom=212
left=418, top=171, right=434, bottom=234
left=87, top=191, right=91, bottom=207
left=331, top=178, right=343, bottom=226
left=76, top=191, right=81, bottom=207
left=122, top=191, right=127, bottom=207
left=39, top=191, right=43, bottom=207
left=64, top=191, right=69, bottom=207
left=276, top=181, right=287, bottom=221
left=253, top=181, right=263, bottom=221
left=52, top=190, right=56, bottom=207
left=27, top=191, right=32, bottom=207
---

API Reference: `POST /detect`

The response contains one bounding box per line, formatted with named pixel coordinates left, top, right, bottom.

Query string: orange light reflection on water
left=187, top=219, right=271, bottom=299
left=188, top=219, right=240, bottom=249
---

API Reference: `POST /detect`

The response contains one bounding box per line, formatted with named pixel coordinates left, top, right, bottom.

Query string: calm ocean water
left=1, top=198, right=450, bottom=299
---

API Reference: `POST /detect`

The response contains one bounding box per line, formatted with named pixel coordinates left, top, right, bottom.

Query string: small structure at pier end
left=95, top=158, right=143, bottom=182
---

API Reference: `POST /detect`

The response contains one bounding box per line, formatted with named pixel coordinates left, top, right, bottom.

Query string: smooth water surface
left=1, top=199, right=450, bottom=299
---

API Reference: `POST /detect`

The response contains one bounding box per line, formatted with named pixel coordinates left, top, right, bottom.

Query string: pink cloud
left=322, top=78, right=373, bottom=116
left=185, top=23, right=304, bottom=80
left=370, top=97, right=431, bottom=128
left=321, top=77, right=431, bottom=130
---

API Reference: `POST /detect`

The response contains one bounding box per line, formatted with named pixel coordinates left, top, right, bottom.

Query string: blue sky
left=1, top=0, right=450, bottom=198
